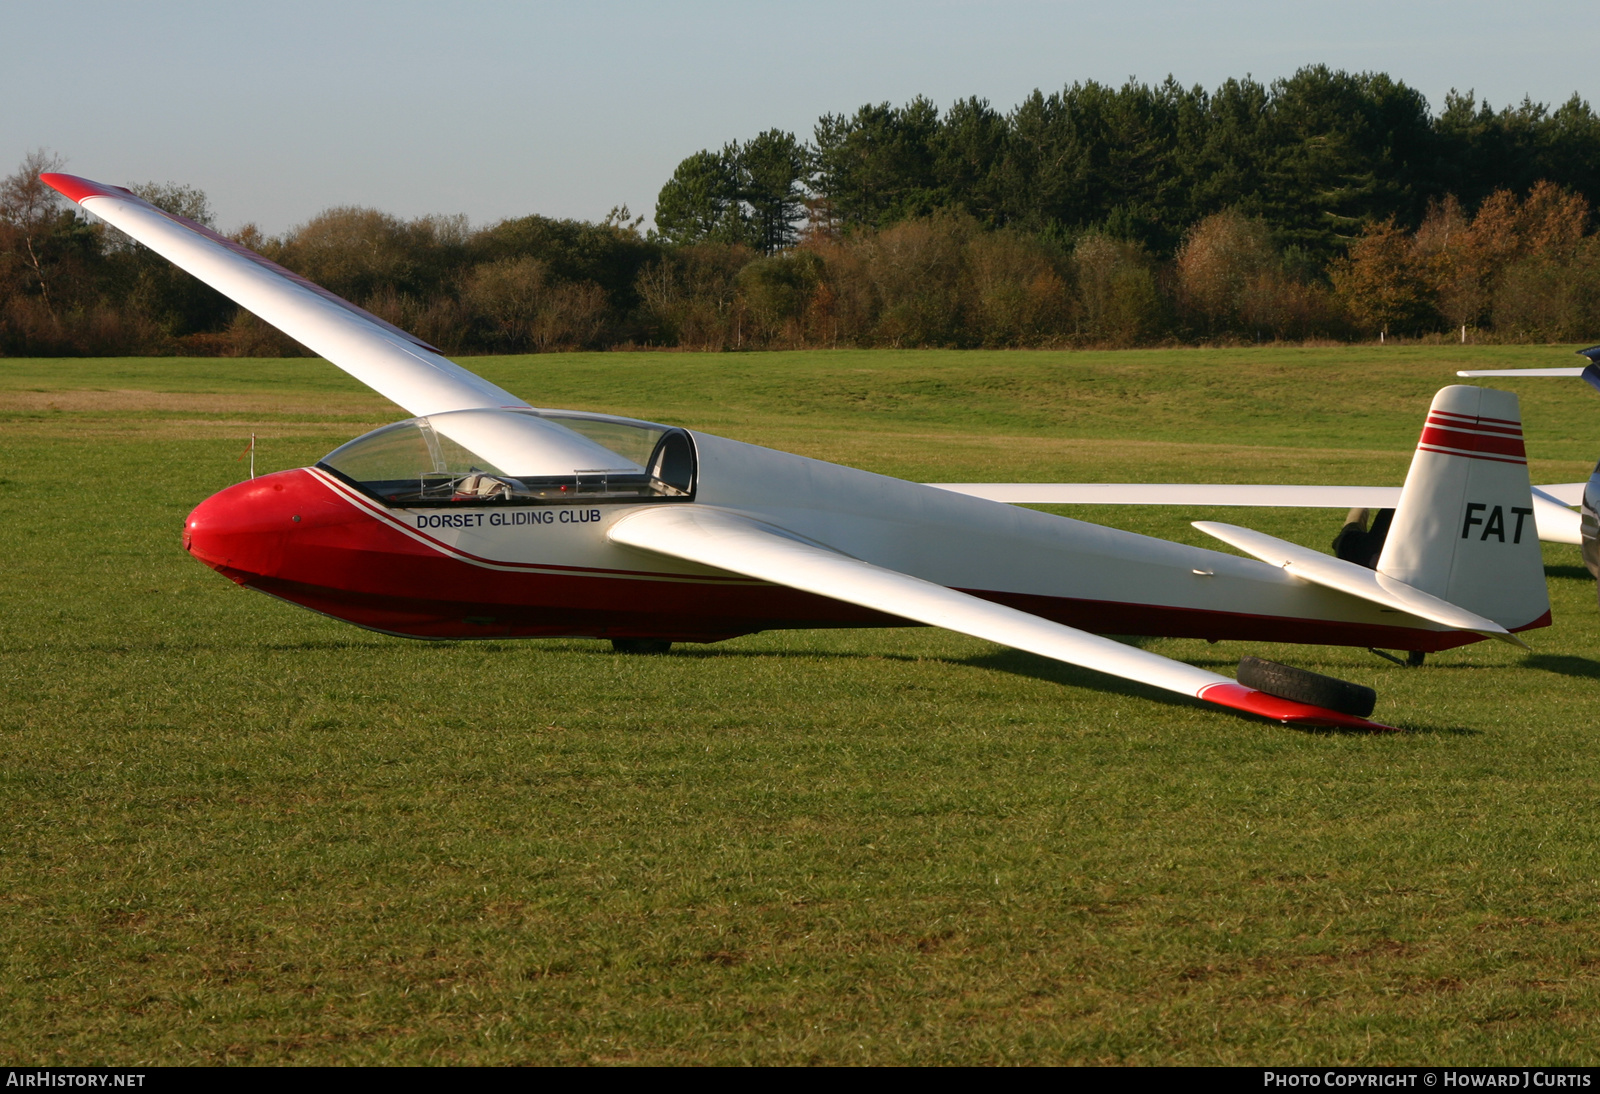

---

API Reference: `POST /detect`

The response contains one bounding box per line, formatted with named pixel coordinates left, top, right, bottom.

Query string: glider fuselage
left=184, top=422, right=1483, bottom=652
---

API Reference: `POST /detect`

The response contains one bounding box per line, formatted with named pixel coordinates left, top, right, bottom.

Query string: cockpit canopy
left=318, top=408, right=696, bottom=506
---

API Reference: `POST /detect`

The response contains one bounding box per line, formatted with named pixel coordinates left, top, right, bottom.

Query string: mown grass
left=3, top=345, right=1600, bottom=1065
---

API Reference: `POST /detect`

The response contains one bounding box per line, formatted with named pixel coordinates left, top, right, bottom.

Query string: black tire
left=1237, top=656, right=1376, bottom=718
left=612, top=638, right=672, bottom=655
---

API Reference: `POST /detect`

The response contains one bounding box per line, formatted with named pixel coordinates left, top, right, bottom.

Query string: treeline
left=4, top=67, right=1600, bottom=356
left=646, top=185, right=1600, bottom=347
left=664, top=66, right=1600, bottom=260
left=0, top=150, right=662, bottom=357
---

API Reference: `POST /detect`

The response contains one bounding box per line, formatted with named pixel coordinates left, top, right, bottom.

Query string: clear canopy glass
left=318, top=409, right=696, bottom=506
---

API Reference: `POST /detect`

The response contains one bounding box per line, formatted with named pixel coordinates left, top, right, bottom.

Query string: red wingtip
left=39, top=172, right=138, bottom=205
left=1198, top=681, right=1398, bottom=732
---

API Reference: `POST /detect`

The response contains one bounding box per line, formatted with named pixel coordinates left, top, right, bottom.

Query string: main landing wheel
left=612, top=638, right=673, bottom=655
left=1237, top=656, right=1377, bottom=718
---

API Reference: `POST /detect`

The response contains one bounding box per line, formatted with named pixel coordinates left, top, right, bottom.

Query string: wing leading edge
left=607, top=505, right=1397, bottom=731
left=39, top=173, right=528, bottom=418
left=927, top=483, right=1404, bottom=507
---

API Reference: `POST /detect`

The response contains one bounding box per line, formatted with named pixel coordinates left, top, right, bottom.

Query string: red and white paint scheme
left=42, top=172, right=1559, bottom=732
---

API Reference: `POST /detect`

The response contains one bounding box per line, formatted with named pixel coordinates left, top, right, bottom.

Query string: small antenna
left=236, top=434, right=256, bottom=479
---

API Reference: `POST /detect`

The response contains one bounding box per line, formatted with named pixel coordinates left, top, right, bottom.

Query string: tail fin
left=1376, top=385, right=1550, bottom=632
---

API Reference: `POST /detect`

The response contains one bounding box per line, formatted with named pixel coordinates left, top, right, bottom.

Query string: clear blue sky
left=4, top=0, right=1596, bottom=234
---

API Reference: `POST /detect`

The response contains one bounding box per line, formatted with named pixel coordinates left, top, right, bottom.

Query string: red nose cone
left=185, top=468, right=335, bottom=583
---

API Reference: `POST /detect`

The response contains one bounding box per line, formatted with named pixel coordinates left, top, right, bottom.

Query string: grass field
left=4, top=345, right=1600, bottom=1065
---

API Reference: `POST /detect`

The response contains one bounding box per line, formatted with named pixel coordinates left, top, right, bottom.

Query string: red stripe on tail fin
left=1419, top=426, right=1527, bottom=459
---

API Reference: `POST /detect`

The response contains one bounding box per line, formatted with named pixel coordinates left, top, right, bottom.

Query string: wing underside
left=607, top=505, right=1398, bottom=731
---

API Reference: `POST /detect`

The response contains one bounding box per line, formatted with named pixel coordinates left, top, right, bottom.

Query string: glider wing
left=1535, top=483, right=1586, bottom=507
left=927, top=483, right=1402, bottom=506
left=1456, top=368, right=1588, bottom=377
left=607, top=504, right=1395, bottom=730
left=929, top=482, right=1582, bottom=545
left=1457, top=349, right=1600, bottom=389
left=39, top=173, right=528, bottom=417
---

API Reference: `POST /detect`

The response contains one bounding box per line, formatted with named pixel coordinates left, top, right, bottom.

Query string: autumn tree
left=1329, top=218, right=1432, bottom=335
left=1072, top=232, right=1164, bottom=345
left=273, top=206, right=470, bottom=303
left=635, top=243, right=753, bottom=347
left=464, top=257, right=606, bottom=351
left=1174, top=210, right=1278, bottom=331
left=1409, top=181, right=1592, bottom=334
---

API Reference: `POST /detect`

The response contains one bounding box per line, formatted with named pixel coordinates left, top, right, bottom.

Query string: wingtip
left=1197, top=681, right=1398, bottom=732
left=39, top=172, right=138, bottom=206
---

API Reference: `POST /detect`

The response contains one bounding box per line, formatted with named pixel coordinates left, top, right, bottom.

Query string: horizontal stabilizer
left=1193, top=520, right=1525, bottom=647
left=608, top=505, right=1395, bottom=730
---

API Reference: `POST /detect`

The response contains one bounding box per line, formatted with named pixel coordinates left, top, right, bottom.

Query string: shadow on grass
left=261, top=639, right=438, bottom=652
left=5, top=637, right=930, bottom=660
left=960, top=646, right=1197, bottom=704
left=1544, top=564, right=1595, bottom=582
left=644, top=645, right=924, bottom=664
left=0, top=638, right=424, bottom=655
left=959, top=647, right=1477, bottom=736
left=1525, top=653, right=1600, bottom=680
left=1314, top=722, right=1479, bottom=737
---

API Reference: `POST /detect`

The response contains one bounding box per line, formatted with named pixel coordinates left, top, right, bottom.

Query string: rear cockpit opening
left=317, top=409, right=696, bottom=507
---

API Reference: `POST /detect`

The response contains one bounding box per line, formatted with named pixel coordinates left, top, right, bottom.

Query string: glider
left=1453, top=346, right=1600, bottom=584
left=41, top=173, right=1560, bottom=732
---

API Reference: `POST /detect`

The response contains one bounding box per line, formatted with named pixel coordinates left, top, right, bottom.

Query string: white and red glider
left=41, top=173, right=1560, bottom=732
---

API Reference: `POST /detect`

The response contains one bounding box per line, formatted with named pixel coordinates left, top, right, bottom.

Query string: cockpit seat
left=453, top=472, right=518, bottom=500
